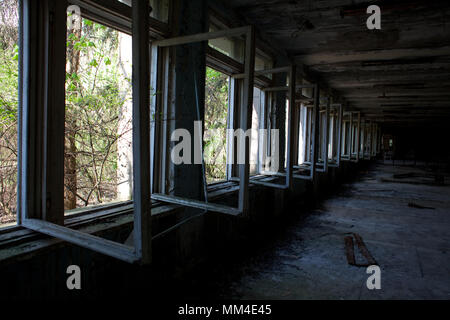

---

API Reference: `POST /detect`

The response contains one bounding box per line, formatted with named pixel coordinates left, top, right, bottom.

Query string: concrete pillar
left=171, top=0, right=207, bottom=200
left=166, top=0, right=208, bottom=263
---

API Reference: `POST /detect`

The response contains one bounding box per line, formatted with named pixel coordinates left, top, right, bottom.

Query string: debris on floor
left=344, top=233, right=378, bottom=267
left=408, top=202, right=435, bottom=210
left=212, top=163, right=450, bottom=299
left=393, top=172, right=421, bottom=179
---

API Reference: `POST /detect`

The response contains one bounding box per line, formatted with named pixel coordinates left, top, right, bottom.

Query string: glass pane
left=65, top=15, right=133, bottom=211
left=0, top=0, right=18, bottom=226
left=298, top=105, right=305, bottom=164
left=208, top=21, right=273, bottom=74
left=329, top=112, right=337, bottom=160
left=208, top=23, right=245, bottom=64
left=255, top=54, right=273, bottom=79
left=284, top=100, right=289, bottom=168
left=149, top=0, right=169, bottom=23
left=250, top=87, right=261, bottom=175
left=117, top=0, right=169, bottom=23
left=255, top=55, right=272, bottom=71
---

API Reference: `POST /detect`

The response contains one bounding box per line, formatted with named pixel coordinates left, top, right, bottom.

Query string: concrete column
left=163, top=0, right=208, bottom=264
left=170, top=0, right=207, bottom=200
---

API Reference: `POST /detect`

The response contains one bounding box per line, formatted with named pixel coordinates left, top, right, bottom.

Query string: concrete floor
left=220, top=163, right=450, bottom=299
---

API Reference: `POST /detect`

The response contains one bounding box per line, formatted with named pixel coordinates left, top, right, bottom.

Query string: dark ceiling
left=222, top=0, right=450, bottom=126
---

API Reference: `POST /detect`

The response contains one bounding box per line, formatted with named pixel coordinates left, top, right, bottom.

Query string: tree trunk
left=64, top=26, right=81, bottom=210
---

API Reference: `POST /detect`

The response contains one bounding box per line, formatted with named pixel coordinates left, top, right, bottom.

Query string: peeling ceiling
left=222, top=0, right=450, bottom=125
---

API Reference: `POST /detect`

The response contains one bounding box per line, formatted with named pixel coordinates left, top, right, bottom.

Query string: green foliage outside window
left=65, top=18, right=132, bottom=210
left=0, top=0, right=18, bottom=224
left=204, top=67, right=229, bottom=183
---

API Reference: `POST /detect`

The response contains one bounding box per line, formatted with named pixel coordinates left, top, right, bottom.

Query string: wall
left=0, top=161, right=363, bottom=300
left=382, top=125, right=450, bottom=168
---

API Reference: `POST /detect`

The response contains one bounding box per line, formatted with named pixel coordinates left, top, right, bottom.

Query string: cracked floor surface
left=221, top=163, right=450, bottom=299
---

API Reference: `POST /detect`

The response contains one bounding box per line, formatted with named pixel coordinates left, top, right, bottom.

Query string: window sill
left=0, top=201, right=182, bottom=264
left=0, top=175, right=280, bottom=264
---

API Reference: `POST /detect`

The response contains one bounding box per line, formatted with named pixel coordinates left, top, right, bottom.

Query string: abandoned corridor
left=172, top=162, right=450, bottom=300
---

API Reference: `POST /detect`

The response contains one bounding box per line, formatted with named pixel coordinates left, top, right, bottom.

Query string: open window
left=150, top=26, right=256, bottom=217
left=206, top=18, right=275, bottom=182
left=298, top=100, right=314, bottom=169
left=350, top=111, right=361, bottom=162
left=256, top=82, right=324, bottom=182
left=341, top=110, right=363, bottom=162
left=18, top=0, right=153, bottom=264
left=327, top=104, right=343, bottom=168
left=295, top=84, right=320, bottom=180
left=341, top=111, right=351, bottom=161
left=229, top=65, right=297, bottom=190
left=316, top=98, right=330, bottom=173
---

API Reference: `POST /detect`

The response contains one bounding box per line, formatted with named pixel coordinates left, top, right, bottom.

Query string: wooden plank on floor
left=345, top=236, right=356, bottom=265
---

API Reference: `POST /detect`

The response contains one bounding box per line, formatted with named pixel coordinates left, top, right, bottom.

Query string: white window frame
left=328, top=103, right=343, bottom=168
left=150, top=26, right=256, bottom=217
left=294, top=84, right=320, bottom=180
left=19, top=0, right=152, bottom=264
left=231, top=66, right=297, bottom=190
left=316, top=99, right=330, bottom=173
left=350, top=111, right=361, bottom=162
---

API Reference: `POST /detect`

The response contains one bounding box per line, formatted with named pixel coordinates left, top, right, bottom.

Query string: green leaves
left=0, top=21, right=19, bottom=217
left=89, top=59, right=98, bottom=67
left=70, top=72, right=80, bottom=81
left=68, top=33, right=78, bottom=41
left=0, top=46, right=19, bottom=125
left=84, top=19, right=93, bottom=27
left=204, top=67, right=229, bottom=183
left=12, top=44, right=18, bottom=61
left=63, top=19, right=132, bottom=207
